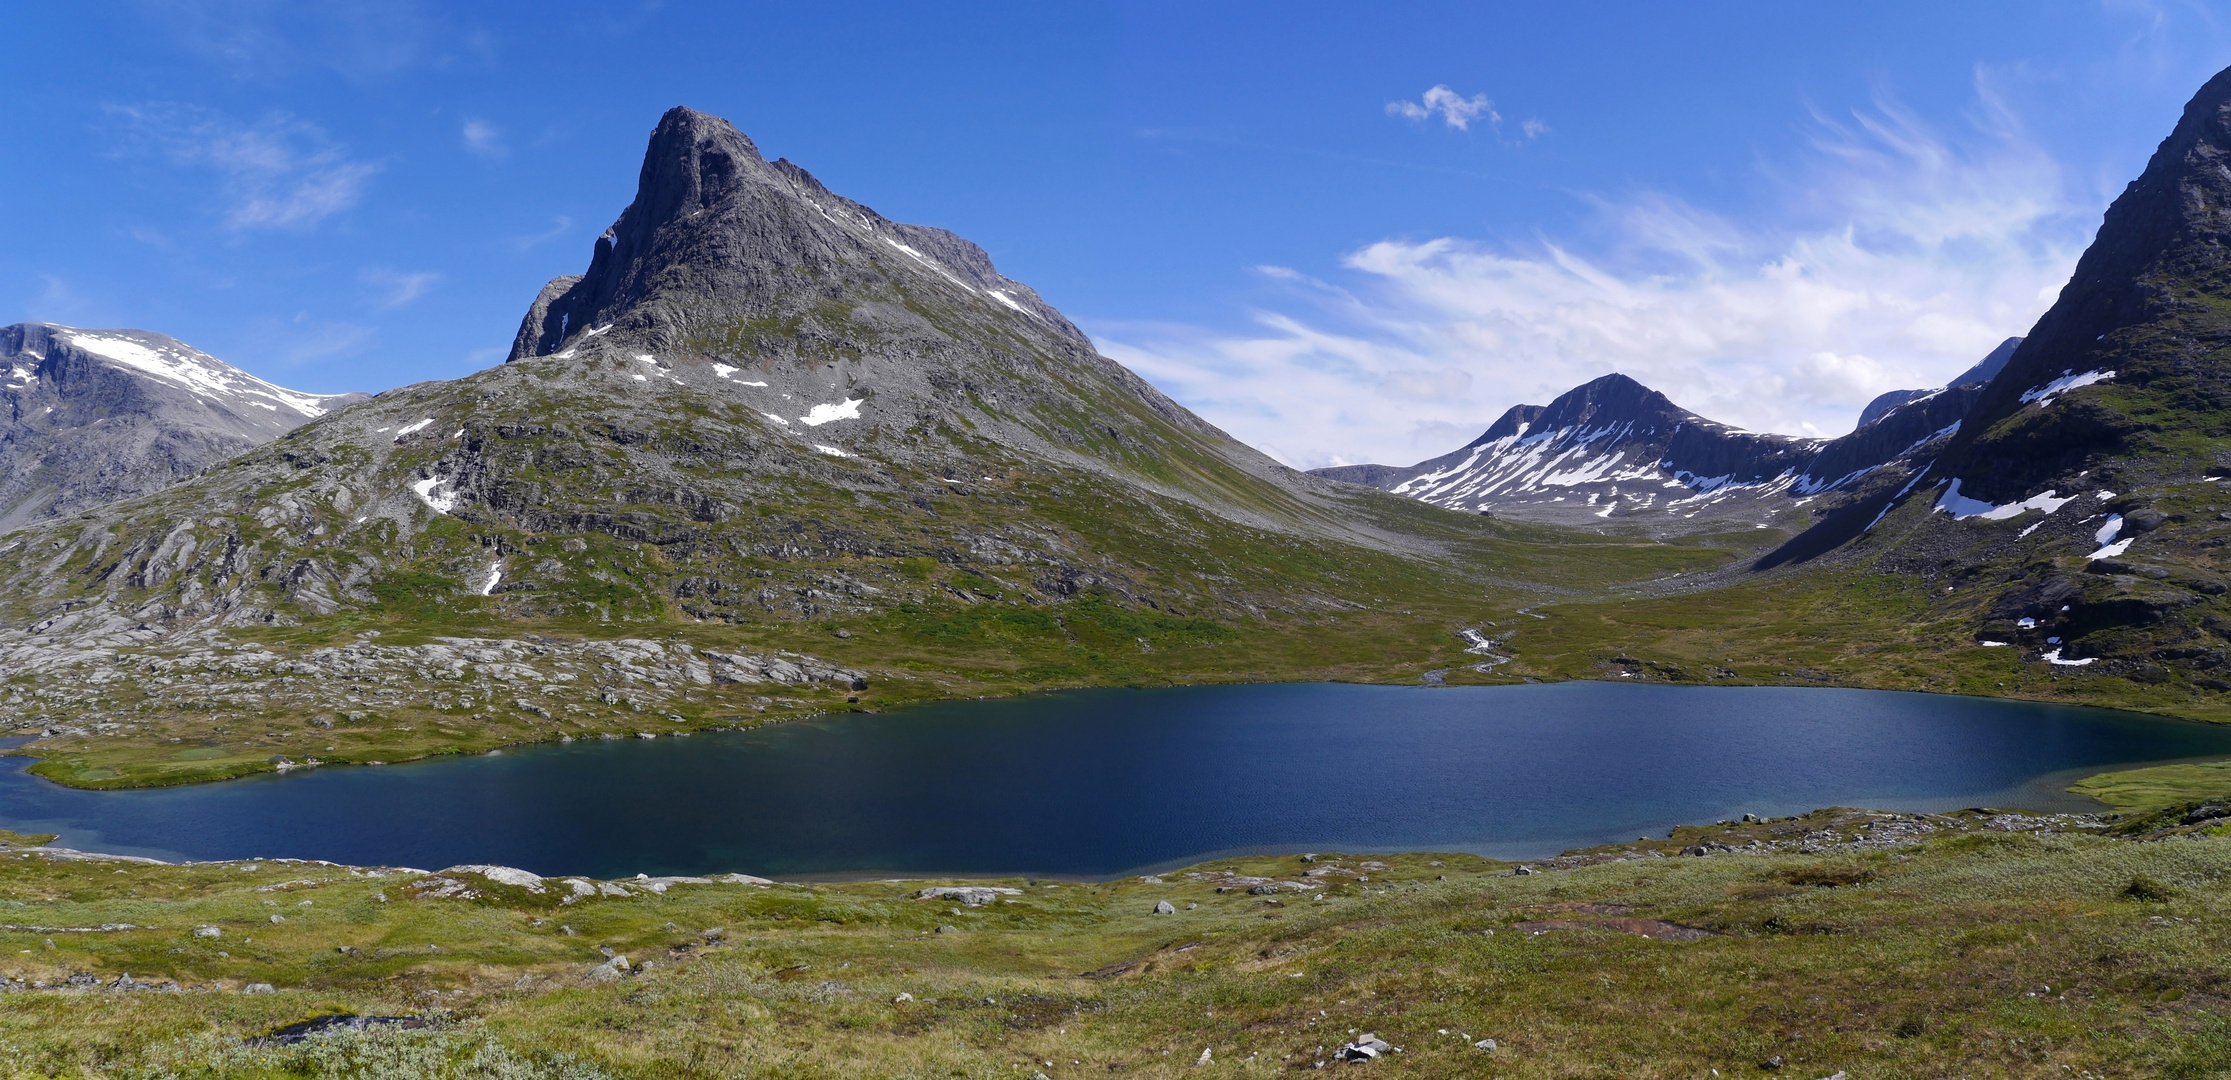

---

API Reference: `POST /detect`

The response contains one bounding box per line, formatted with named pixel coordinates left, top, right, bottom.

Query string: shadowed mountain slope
left=0, top=324, right=363, bottom=533
left=1673, top=64, right=2231, bottom=689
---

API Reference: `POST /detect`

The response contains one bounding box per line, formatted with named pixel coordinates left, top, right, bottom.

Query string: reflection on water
left=2, top=682, right=2226, bottom=879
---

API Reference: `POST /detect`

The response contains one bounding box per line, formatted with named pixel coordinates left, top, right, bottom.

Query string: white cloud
left=461, top=119, right=506, bottom=159
left=1101, top=90, right=2091, bottom=469
left=110, top=104, right=377, bottom=231
left=1386, top=85, right=1499, bottom=130
left=361, top=268, right=442, bottom=309
left=1520, top=118, right=1549, bottom=139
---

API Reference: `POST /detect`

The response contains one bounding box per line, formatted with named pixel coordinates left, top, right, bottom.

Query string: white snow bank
left=581, top=324, right=613, bottom=339
left=410, top=477, right=460, bottom=514
left=1934, top=479, right=2076, bottom=521
left=812, top=444, right=850, bottom=457
left=2019, top=369, right=2114, bottom=408
left=394, top=418, right=435, bottom=436
left=67, top=332, right=342, bottom=416
left=987, top=289, right=1027, bottom=312
left=2086, top=513, right=2133, bottom=559
left=799, top=398, right=863, bottom=426
left=1979, top=641, right=2010, bottom=647
left=2041, top=648, right=2096, bottom=667
left=478, top=564, right=503, bottom=596
left=761, top=412, right=790, bottom=426
left=711, top=363, right=737, bottom=379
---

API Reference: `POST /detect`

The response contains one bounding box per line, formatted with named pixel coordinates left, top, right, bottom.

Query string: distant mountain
left=1308, top=351, right=2011, bottom=531
left=0, top=323, right=364, bottom=532
left=1855, top=336, right=2021, bottom=429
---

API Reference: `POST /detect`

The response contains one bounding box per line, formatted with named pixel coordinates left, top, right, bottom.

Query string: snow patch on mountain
left=1933, top=479, right=2077, bottom=521
left=2019, top=369, right=2115, bottom=408
left=64, top=332, right=345, bottom=419
left=799, top=399, right=863, bottom=427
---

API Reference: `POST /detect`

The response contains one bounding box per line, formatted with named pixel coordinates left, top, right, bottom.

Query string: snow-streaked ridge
left=61, top=330, right=349, bottom=419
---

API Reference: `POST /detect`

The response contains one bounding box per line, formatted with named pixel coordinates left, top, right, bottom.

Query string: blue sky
left=6, top=3, right=2231, bottom=467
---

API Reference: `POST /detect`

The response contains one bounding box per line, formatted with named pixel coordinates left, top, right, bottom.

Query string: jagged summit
left=0, top=323, right=363, bottom=531
left=509, top=106, right=1080, bottom=363
left=497, top=106, right=1228, bottom=479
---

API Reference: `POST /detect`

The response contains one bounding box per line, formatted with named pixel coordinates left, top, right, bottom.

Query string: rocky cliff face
left=1762, top=64, right=2231, bottom=684
left=0, top=324, right=363, bottom=532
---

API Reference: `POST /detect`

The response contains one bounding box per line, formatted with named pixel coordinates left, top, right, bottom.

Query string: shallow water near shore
left=3, top=681, right=2228, bottom=879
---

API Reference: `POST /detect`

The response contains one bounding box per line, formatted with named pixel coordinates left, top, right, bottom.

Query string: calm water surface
left=3, top=682, right=2228, bottom=879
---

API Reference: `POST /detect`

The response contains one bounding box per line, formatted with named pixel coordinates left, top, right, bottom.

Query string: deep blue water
left=2, top=682, right=2228, bottom=880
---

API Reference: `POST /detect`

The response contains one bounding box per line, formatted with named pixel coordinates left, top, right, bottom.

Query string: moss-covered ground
left=3, top=813, right=2231, bottom=1078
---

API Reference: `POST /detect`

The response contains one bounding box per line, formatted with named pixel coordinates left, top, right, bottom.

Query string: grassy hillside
left=0, top=452, right=1743, bottom=791
left=2, top=812, right=2229, bottom=1078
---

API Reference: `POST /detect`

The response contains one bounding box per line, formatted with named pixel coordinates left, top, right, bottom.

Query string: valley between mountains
left=16, top=70, right=2231, bottom=798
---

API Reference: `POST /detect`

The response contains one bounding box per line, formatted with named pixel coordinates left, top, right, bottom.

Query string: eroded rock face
left=0, top=324, right=365, bottom=532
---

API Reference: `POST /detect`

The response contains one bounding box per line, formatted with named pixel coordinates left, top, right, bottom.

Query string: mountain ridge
left=1307, top=359, right=2005, bottom=531
left=0, top=323, right=364, bottom=533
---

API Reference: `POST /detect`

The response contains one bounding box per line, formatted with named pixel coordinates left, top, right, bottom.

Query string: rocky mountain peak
left=509, top=106, right=1082, bottom=364
left=1470, top=373, right=1685, bottom=445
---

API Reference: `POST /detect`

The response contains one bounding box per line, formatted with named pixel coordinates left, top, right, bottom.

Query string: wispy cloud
left=1102, top=88, right=2089, bottom=469
left=143, top=0, right=447, bottom=84
left=507, top=215, right=575, bottom=253
left=1386, top=85, right=1499, bottom=130
left=461, top=118, right=506, bottom=159
left=109, top=104, right=377, bottom=231
left=243, top=311, right=376, bottom=367
left=361, top=268, right=442, bottom=310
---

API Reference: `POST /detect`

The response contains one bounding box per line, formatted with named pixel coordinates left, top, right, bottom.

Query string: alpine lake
left=4, top=681, right=2229, bottom=879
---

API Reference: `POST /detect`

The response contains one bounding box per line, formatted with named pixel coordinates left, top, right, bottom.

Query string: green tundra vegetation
left=2, top=811, right=2230, bottom=1079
